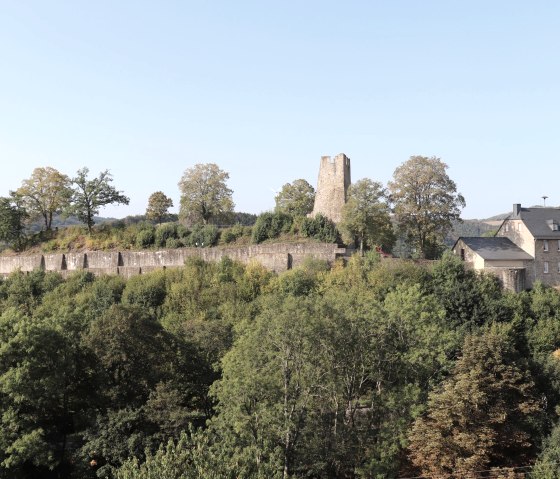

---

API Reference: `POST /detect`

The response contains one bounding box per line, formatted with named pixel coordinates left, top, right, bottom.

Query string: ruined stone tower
left=310, top=153, right=351, bottom=223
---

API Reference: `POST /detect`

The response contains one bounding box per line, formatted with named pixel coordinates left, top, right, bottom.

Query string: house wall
left=533, top=239, right=560, bottom=287
left=499, top=219, right=535, bottom=256
left=452, top=240, right=485, bottom=270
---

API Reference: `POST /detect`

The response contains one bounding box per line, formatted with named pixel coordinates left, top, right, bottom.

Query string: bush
left=300, top=214, right=339, bottom=243
left=185, top=225, right=219, bottom=247
left=221, top=224, right=246, bottom=244
left=136, top=228, right=155, bottom=248
left=165, top=238, right=182, bottom=249
left=252, top=212, right=293, bottom=244
left=155, top=223, right=178, bottom=248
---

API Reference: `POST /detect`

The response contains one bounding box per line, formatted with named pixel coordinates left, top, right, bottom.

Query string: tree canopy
left=340, top=178, right=394, bottom=255
left=388, top=155, right=465, bottom=259
left=68, top=168, right=130, bottom=232
left=145, top=191, right=174, bottom=225
left=15, top=167, right=72, bottom=231
left=274, top=179, right=315, bottom=217
left=178, top=163, right=234, bottom=226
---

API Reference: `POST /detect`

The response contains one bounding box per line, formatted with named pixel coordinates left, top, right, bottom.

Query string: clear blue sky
left=1, top=1, right=558, bottom=219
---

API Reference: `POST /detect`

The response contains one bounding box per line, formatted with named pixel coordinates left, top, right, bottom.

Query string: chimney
left=513, top=204, right=521, bottom=216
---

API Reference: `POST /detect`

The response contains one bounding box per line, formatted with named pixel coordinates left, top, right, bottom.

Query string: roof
left=456, top=237, right=533, bottom=261
left=515, top=207, right=560, bottom=239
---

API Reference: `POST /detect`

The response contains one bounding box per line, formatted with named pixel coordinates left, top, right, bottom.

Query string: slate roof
left=457, top=237, right=533, bottom=261
left=514, top=207, right=560, bottom=239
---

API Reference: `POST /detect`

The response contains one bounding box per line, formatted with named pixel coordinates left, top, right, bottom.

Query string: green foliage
left=135, top=228, right=155, bottom=248
left=154, top=223, right=178, bottom=248
left=122, top=271, right=167, bottom=311
left=389, top=155, right=466, bottom=259
left=15, top=166, right=72, bottom=231
left=220, top=224, right=247, bottom=244
left=251, top=212, right=293, bottom=243
left=409, top=326, right=543, bottom=478
left=274, top=178, right=315, bottom=217
left=300, top=213, right=339, bottom=243
left=185, top=224, right=219, bottom=247
left=68, top=167, right=130, bottom=233
left=340, top=178, right=395, bottom=254
left=178, top=163, right=234, bottom=226
left=0, top=196, right=28, bottom=251
left=145, top=191, right=174, bottom=225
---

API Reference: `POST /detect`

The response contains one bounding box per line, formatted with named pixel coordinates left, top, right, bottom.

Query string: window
left=544, top=240, right=549, bottom=252
left=505, top=223, right=509, bottom=232
left=518, top=223, right=521, bottom=231
left=544, top=262, right=549, bottom=274
left=558, top=240, right=560, bottom=251
left=460, top=248, right=465, bottom=261
left=558, top=262, right=560, bottom=273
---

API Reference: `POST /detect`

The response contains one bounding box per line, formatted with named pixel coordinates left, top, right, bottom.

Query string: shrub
left=185, top=225, right=219, bottom=247
left=300, top=214, right=339, bottom=243
left=221, top=224, right=246, bottom=244
left=252, top=212, right=293, bottom=244
left=155, top=223, right=178, bottom=248
left=136, top=229, right=155, bottom=248
left=165, top=238, right=182, bottom=249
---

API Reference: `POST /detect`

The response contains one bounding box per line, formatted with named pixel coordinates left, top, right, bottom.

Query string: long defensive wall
left=0, top=243, right=348, bottom=278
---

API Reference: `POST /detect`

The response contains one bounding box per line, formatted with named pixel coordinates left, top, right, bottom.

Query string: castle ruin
left=310, top=153, right=351, bottom=223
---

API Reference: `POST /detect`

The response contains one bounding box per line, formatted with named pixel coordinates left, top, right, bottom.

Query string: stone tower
left=310, top=153, right=351, bottom=223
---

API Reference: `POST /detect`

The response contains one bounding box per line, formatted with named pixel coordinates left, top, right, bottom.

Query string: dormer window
left=544, top=240, right=549, bottom=252
left=546, top=219, right=559, bottom=231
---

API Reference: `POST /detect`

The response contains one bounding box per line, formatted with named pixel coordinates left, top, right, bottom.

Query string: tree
left=274, top=179, right=315, bottom=217
left=69, top=168, right=129, bottom=233
left=340, top=178, right=394, bottom=255
left=15, top=167, right=72, bottom=231
left=146, top=191, right=174, bottom=225
left=408, top=327, right=543, bottom=479
left=388, top=156, right=465, bottom=259
left=178, top=163, right=234, bottom=225
left=0, top=195, right=27, bottom=251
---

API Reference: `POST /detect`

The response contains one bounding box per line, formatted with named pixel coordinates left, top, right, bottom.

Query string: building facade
left=453, top=204, right=560, bottom=291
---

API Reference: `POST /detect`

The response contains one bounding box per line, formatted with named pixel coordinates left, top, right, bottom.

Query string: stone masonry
left=0, top=243, right=349, bottom=278
left=310, top=153, right=351, bottom=223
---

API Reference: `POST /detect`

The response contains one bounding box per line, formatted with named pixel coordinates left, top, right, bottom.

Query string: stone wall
left=310, top=153, right=351, bottom=223
left=0, top=243, right=348, bottom=278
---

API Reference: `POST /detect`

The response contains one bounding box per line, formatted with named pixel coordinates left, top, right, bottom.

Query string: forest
left=1, top=252, right=560, bottom=479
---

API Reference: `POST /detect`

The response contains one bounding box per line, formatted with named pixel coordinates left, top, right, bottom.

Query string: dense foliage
left=0, top=253, right=559, bottom=478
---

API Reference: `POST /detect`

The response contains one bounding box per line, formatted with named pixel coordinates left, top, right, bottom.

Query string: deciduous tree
left=388, top=156, right=465, bottom=259
left=0, top=195, right=27, bottom=251
left=340, top=178, right=394, bottom=255
left=69, top=168, right=129, bottom=233
left=408, top=327, right=543, bottom=479
left=178, top=163, right=234, bottom=225
left=274, top=179, right=315, bottom=217
left=15, top=167, right=72, bottom=231
left=145, top=191, right=174, bottom=225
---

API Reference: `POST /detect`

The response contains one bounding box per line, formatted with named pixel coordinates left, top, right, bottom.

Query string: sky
left=0, top=1, right=559, bottom=220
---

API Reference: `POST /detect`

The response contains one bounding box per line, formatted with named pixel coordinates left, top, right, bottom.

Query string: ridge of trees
left=0, top=253, right=559, bottom=478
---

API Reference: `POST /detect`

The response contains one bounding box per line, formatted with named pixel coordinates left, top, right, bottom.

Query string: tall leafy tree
left=178, top=163, right=234, bottom=225
left=388, top=155, right=465, bottom=259
left=69, top=168, right=129, bottom=233
left=408, top=327, right=543, bottom=479
left=274, top=179, right=315, bottom=217
left=145, top=191, right=174, bottom=225
left=15, top=166, right=72, bottom=231
left=0, top=195, right=27, bottom=251
left=340, top=178, right=394, bottom=255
